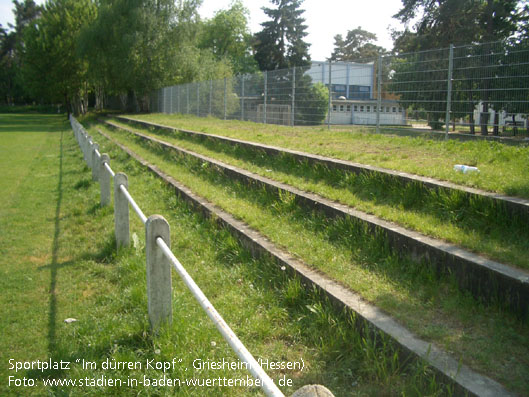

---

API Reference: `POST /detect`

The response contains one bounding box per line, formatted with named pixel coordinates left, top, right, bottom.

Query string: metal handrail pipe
left=119, top=184, right=147, bottom=224
left=104, top=162, right=115, bottom=178
left=155, top=236, right=285, bottom=397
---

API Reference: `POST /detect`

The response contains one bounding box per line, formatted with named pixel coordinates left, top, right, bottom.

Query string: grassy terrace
left=125, top=114, right=529, bottom=198
left=1, top=113, right=456, bottom=396
left=105, top=118, right=529, bottom=271
left=91, top=120, right=529, bottom=395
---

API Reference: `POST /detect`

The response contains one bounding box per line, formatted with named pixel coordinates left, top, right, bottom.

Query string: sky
left=0, top=0, right=405, bottom=61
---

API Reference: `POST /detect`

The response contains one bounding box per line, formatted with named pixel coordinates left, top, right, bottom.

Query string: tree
left=198, top=0, right=257, bottom=75
left=0, top=1, right=41, bottom=105
left=391, top=0, right=524, bottom=134
left=331, top=27, right=387, bottom=62
left=22, top=0, right=96, bottom=115
left=253, top=0, right=311, bottom=71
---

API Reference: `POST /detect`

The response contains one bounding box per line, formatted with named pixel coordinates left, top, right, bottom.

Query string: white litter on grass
left=64, top=318, right=78, bottom=324
left=454, top=164, right=480, bottom=174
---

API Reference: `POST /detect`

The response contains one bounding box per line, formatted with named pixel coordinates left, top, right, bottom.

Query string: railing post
left=114, top=172, right=130, bottom=249
left=91, top=143, right=100, bottom=181
left=445, top=44, right=454, bottom=140
left=292, top=385, right=335, bottom=397
left=84, top=136, right=92, bottom=165
left=145, top=215, right=172, bottom=331
left=99, top=154, right=111, bottom=207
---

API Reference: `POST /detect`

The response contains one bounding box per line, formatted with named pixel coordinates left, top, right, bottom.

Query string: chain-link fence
left=151, top=40, right=529, bottom=137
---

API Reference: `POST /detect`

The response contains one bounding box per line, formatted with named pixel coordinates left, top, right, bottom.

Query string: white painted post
left=292, top=385, right=335, bottom=397
left=114, top=173, right=130, bottom=249
left=91, top=143, right=100, bottom=181
left=145, top=215, right=172, bottom=331
left=84, top=136, right=92, bottom=164
left=99, top=154, right=111, bottom=207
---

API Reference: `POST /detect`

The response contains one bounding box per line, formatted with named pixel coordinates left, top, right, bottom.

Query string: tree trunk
left=469, top=112, right=475, bottom=134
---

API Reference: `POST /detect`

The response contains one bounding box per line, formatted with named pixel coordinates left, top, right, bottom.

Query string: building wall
left=328, top=100, right=406, bottom=125
left=307, top=61, right=375, bottom=100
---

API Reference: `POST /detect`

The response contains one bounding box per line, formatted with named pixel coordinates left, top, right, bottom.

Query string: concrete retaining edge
left=103, top=120, right=529, bottom=317
left=96, top=127, right=516, bottom=397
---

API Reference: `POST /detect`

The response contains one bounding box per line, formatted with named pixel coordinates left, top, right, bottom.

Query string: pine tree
left=253, top=0, right=311, bottom=71
left=331, top=27, right=387, bottom=62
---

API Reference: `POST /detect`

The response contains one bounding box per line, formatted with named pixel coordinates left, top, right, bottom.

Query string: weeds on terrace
left=124, top=113, right=529, bottom=198
left=109, top=118, right=529, bottom=270
left=94, top=122, right=529, bottom=394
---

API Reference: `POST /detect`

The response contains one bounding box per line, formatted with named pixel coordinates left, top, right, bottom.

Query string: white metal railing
left=68, top=115, right=289, bottom=397
left=119, top=184, right=147, bottom=224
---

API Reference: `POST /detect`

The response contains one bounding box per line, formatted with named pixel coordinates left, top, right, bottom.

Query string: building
left=308, top=61, right=406, bottom=126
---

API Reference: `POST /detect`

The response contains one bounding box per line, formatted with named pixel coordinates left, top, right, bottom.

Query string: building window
left=333, top=105, right=337, bottom=112
left=354, top=105, right=358, bottom=112
left=346, top=105, right=351, bottom=112
left=349, top=85, right=371, bottom=100
left=366, top=105, right=371, bottom=113
left=360, top=105, right=364, bottom=112
left=339, top=105, right=344, bottom=112
left=386, top=106, right=390, bottom=112
left=392, top=107, right=397, bottom=112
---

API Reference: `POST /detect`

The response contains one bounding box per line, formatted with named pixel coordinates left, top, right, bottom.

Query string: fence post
left=197, top=83, right=200, bottom=117
left=170, top=86, right=173, bottom=114
left=376, top=55, right=382, bottom=134
left=91, top=143, right=100, bottom=182
left=84, top=136, right=92, bottom=165
left=114, top=172, right=130, bottom=249
left=263, top=71, right=267, bottom=124
left=224, top=77, right=227, bottom=120
left=99, top=154, right=111, bottom=207
left=145, top=215, right=172, bottom=331
left=186, top=84, right=190, bottom=114
left=241, top=75, right=245, bottom=121
left=177, top=85, right=180, bottom=114
left=291, top=67, right=296, bottom=126
left=445, top=44, right=454, bottom=140
left=327, top=60, right=332, bottom=130
left=209, top=80, right=213, bottom=116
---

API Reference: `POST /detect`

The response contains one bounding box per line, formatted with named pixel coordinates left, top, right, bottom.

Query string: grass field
left=128, top=114, right=529, bottom=198
left=1, top=113, right=460, bottom=396
left=90, top=119, right=529, bottom=395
